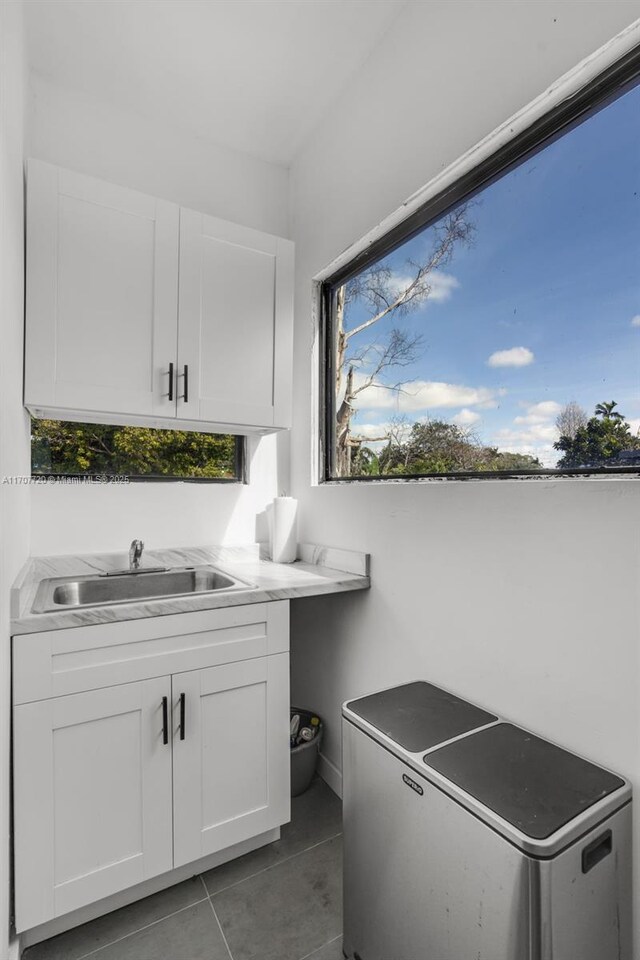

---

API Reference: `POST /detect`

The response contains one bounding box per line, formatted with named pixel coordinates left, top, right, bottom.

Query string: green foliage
left=594, top=400, right=624, bottom=422
left=354, top=420, right=542, bottom=477
left=481, top=450, right=544, bottom=472
left=350, top=446, right=380, bottom=476
left=31, top=420, right=239, bottom=479
left=554, top=402, right=640, bottom=468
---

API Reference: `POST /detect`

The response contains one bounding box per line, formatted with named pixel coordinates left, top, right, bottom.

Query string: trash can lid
left=344, top=681, right=497, bottom=752
left=425, top=723, right=626, bottom=840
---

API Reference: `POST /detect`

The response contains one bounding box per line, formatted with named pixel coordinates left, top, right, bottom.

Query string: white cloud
left=487, top=346, right=535, bottom=368
left=495, top=424, right=559, bottom=444
left=495, top=441, right=558, bottom=468
left=388, top=270, right=459, bottom=304
left=529, top=400, right=562, bottom=418
left=354, top=376, right=505, bottom=414
left=350, top=420, right=413, bottom=450
left=514, top=400, right=562, bottom=425
left=351, top=422, right=391, bottom=441
left=488, top=400, right=562, bottom=468
left=488, top=425, right=559, bottom=468
left=452, top=408, right=481, bottom=427
left=630, top=315, right=640, bottom=327
left=628, top=418, right=640, bottom=436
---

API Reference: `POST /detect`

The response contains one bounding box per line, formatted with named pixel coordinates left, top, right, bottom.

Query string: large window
left=31, top=419, right=244, bottom=482
left=321, top=52, right=640, bottom=480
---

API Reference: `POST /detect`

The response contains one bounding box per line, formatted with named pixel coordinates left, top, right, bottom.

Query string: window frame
left=319, top=44, right=640, bottom=484
left=30, top=422, right=247, bottom=484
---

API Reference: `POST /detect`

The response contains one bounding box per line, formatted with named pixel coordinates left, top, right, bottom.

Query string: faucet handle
left=129, top=539, right=144, bottom=569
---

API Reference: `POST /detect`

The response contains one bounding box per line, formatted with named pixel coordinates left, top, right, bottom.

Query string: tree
left=350, top=446, right=380, bottom=477
left=31, top=420, right=238, bottom=478
left=334, top=206, right=475, bottom=476
left=555, top=401, right=588, bottom=440
left=554, top=402, right=640, bottom=468
left=380, top=419, right=472, bottom=475
left=483, top=450, right=544, bottom=472
left=594, top=400, right=624, bottom=422
left=375, top=419, right=542, bottom=476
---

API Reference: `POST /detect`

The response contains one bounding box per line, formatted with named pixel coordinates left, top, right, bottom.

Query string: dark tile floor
left=23, top=778, right=344, bottom=960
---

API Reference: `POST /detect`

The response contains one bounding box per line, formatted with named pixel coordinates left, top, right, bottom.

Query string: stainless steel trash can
left=343, top=681, right=632, bottom=960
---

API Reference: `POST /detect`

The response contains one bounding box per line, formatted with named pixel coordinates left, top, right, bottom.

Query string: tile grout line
left=73, top=896, right=210, bottom=960
left=296, top=933, right=343, bottom=960
left=47, top=804, right=343, bottom=960
left=43, top=830, right=342, bottom=960
left=201, top=876, right=234, bottom=960
left=202, top=831, right=343, bottom=899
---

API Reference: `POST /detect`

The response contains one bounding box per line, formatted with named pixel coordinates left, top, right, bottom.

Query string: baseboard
left=6, top=934, right=21, bottom=960
left=317, top=750, right=342, bottom=799
left=20, top=827, right=280, bottom=950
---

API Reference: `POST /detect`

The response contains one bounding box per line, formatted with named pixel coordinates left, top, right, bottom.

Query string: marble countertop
left=11, top=543, right=370, bottom=635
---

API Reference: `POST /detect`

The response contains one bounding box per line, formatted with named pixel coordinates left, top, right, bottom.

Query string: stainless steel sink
left=31, top=565, right=254, bottom=613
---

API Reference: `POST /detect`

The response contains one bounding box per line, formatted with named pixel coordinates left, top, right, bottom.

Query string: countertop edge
left=11, top=545, right=370, bottom=635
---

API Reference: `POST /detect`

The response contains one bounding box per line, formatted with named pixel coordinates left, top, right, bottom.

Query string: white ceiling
left=25, top=0, right=407, bottom=166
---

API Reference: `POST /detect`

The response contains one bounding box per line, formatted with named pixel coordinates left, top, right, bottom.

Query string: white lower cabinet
left=14, top=677, right=174, bottom=931
left=13, top=602, right=290, bottom=933
left=173, top=655, right=289, bottom=867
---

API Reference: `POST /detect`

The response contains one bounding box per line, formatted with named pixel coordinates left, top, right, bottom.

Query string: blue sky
left=341, top=81, right=640, bottom=467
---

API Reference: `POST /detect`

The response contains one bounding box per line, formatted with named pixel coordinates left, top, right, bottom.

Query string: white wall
left=27, top=74, right=291, bottom=556
left=0, top=2, right=31, bottom=955
left=30, top=435, right=284, bottom=556
left=28, top=74, right=289, bottom=236
left=289, top=0, right=640, bottom=950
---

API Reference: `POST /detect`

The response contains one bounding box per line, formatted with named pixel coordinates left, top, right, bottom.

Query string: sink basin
left=31, top=565, right=253, bottom=613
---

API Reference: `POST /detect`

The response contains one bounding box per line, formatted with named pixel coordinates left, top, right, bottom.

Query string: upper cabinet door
left=177, top=208, right=294, bottom=429
left=25, top=160, right=179, bottom=419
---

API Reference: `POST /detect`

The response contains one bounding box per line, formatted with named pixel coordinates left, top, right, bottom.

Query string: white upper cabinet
left=178, top=209, right=293, bottom=429
left=25, top=160, right=294, bottom=432
left=25, top=160, right=179, bottom=420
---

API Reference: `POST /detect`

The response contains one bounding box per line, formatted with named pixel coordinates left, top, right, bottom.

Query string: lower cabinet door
left=14, top=677, right=173, bottom=931
left=172, top=653, right=290, bottom=867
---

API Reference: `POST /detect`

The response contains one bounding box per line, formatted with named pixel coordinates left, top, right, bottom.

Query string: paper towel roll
left=271, top=496, right=298, bottom=563
left=265, top=502, right=275, bottom=559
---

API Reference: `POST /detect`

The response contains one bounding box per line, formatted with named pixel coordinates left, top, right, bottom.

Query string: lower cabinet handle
left=161, top=696, right=169, bottom=745
left=179, top=692, right=186, bottom=740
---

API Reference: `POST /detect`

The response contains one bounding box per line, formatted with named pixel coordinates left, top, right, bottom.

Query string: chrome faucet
left=129, top=539, right=144, bottom=570
left=101, top=540, right=166, bottom=577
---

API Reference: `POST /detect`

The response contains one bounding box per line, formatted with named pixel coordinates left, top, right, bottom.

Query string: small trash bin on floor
left=290, top=707, right=323, bottom=797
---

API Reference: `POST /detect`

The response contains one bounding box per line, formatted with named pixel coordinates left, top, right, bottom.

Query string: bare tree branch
left=556, top=401, right=588, bottom=439
left=334, top=204, right=475, bottom=476
left=344, top=207, right=474, bottom=341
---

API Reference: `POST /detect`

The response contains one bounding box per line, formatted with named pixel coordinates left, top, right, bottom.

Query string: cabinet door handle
left=167, top=362, right=174, bottom=402
left=180, top=364, right=189, bottom=403
left=161, top=696, right=169, bottom=745
left=179, top=692, right=186, bottom=740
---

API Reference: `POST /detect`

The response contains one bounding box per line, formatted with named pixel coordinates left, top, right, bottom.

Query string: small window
left=31, top=419, right=244, bottom=482
left=321, top=53, right=640, bottom=481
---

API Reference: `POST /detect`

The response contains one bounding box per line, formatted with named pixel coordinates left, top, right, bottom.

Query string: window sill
left=320, top=470, right=640, bottom=485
